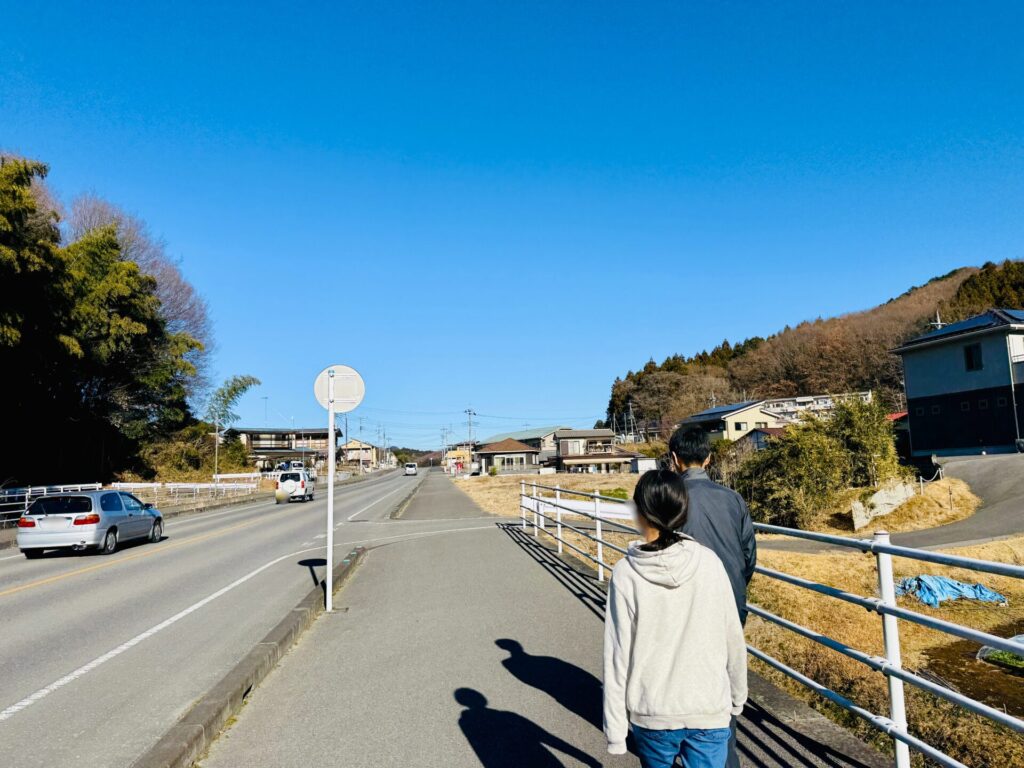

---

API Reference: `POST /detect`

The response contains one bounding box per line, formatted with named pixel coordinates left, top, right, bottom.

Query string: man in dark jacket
left=669, top=424, right=757, bottom=768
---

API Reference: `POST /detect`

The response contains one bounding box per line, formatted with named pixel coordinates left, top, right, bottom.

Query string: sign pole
left=326, top=369, right=336, bottom=612
left=313, top=363, right=364, bottom=614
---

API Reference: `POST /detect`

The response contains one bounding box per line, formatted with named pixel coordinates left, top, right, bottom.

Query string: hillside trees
left=939, top=260, right=1024, bottom=322
left=0, top=156, right=203, bottom=483
left=606, top=267, right=981, bottom=425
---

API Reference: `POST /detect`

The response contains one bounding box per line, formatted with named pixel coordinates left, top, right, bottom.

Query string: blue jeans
left=632, top=724, right=731, bottom=768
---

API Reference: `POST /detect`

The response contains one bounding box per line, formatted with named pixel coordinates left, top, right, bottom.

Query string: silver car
left=16, top=490, right=163, bottom=559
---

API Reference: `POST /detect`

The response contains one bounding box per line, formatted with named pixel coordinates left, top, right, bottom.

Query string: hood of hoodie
left=626, top=538, right=702, bottom=588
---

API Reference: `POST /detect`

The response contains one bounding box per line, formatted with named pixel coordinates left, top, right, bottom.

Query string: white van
left=404, top=463, right=418, bottom=476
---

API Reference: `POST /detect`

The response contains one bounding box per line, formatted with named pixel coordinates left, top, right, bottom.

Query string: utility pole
left=465, top=408, right=476, bottom=469
left=213, top=416, right=219, bottom=481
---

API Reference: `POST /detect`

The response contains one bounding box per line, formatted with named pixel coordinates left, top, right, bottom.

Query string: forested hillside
left=0, top=154, right=216, bottom=483
left=607, top=262, right=1024, bottom=429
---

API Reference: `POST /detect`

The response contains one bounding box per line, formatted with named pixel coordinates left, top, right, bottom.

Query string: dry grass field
left=456, top=473, right=1023, bottom=767
left=747, top=536, right=1024, bottom=767
left=457, top=473, right=641, bottom=519
left=807, top=478, right=981, bottom=535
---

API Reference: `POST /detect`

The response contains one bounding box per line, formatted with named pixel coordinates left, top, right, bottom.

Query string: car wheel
left=22, top=549, right=43, bottom=559
left=100, top=529, right=117, bottom=555
left=149, top=520, right=163, bottom=543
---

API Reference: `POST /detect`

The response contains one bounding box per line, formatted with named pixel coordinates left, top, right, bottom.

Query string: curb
left=388, top=475, right=427, bottom=520
left=129, top=546, right=366, bottom=768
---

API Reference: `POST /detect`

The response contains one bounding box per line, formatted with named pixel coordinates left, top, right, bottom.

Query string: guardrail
left=109, top=481, right=260, bottom=506
left=0, top=484, right=103, bottom=528
left=519, top=481, right=1024, bottom=768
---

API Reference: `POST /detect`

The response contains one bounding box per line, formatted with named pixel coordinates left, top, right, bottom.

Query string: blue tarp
left=896, top=575, right=1007, bottom=608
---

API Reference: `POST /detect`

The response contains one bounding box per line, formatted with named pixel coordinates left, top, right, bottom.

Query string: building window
left=931, top=405, right=941, bottom=415
left=914, top=407, right=925, bottom=417
left=961, top=401, right=970, bottom=412
left=755, top=421, right=768, bottom=428
left=998, top=397, right=1008, bottom=407
left=734, top=422, right=747, bottom=431
left=964, top=343, right=983, bottom=372
left=979, top=399, right=989, bottom=410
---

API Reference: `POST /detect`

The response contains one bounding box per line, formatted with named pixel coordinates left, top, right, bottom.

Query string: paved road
left=895, top=454, right=1024, bottom=548
left=201, top=471, right=888, bottom=768
left=0, top=468, right=452, bottom=768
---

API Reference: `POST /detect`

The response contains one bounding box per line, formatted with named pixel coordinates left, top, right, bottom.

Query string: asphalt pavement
left=0, top=468, right=436, bottom=768
left=200, top=471, right=889, bottom=768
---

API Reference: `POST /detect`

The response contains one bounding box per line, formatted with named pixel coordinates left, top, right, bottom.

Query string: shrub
left=828, top=397, right=903, bottom=486
left=733, top=420, right=849, bottom=528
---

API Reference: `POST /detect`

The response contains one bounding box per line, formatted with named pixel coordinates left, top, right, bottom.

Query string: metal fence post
left=874, top=530, right=911, bottom=768
left=555, top=485, right=563, bottom=554
left=531, top=482, right=538, bottom=537
left=594, top=491, right=604, bottom=582
left=520, top=480, right=526, bottom=529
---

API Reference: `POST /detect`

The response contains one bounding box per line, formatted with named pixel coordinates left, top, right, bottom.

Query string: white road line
left=0, top=519, right=493, bottom=725
left=0, top=554, right=22, bottom=562
left=344, top=483, right=411, bottom=522
left=0, top=542, right=324, bottom=724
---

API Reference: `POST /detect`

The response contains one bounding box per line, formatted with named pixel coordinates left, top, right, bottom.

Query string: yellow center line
left=0, top=517, right=269, bottom=599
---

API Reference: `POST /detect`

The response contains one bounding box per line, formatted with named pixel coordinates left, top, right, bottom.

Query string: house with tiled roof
left=894, top=309, right=1024, bottom=456
left=475, top=438, right=540, bottom=473
left=551, top=429, right=639, bottom=474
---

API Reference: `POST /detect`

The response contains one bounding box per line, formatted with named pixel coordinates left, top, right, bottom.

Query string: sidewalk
left=200, top=472, right=890, bottom=768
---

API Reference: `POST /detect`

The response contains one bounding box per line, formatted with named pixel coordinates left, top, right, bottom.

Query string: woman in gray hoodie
left=604, top=469, right=748, bottom=768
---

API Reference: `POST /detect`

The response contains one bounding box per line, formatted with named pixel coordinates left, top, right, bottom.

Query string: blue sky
left=3, top=2, right=1024, bottom=448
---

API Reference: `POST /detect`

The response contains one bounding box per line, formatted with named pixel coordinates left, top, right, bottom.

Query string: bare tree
left=68, top=194, right=214, bottom=401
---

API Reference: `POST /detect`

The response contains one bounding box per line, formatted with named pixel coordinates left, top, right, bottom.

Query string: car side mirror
left=143, top=503, right=154, bottom=510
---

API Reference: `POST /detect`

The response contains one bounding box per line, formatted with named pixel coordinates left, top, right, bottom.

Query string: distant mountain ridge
left=606, top=261, right=1024, bottom=429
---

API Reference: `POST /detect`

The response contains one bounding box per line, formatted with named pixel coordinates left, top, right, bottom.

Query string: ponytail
left=633, top=469, right=689, bottom=552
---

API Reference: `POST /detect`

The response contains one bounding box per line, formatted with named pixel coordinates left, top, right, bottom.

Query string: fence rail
left=0, top=483, right=103, bottom=528
left=519, top=481, right=1024, bottom=768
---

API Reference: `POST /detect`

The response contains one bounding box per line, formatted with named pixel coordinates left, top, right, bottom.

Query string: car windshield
left=29, top=496, right=93, bottom=515
left=281, top=472, right=301, bottom=482
left=405, top=464, right=416, bottom=469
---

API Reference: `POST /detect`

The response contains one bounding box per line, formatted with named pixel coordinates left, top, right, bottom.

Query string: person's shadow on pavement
left=495, top=638, right=603, bottom=730
left=455, top=688, right=600, bottom=768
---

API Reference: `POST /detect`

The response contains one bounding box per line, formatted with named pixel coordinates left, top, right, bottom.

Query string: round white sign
left=313, top=365, right=365, bottom=413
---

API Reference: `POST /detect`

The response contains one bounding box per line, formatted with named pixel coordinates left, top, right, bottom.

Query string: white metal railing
left=109, top=481, right=259, bottom=506
left=518, top=481, right=1024, bottom=768
left=0, top=483, right=103, bottom=527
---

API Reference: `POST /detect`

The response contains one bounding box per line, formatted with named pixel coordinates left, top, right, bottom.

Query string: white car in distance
left=276, top=470, right=315, bottom=503
left=404, top=463, right=418, bottom=476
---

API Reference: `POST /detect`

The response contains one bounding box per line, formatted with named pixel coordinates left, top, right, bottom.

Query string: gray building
left=894, top=309, right=1024, bottom=456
